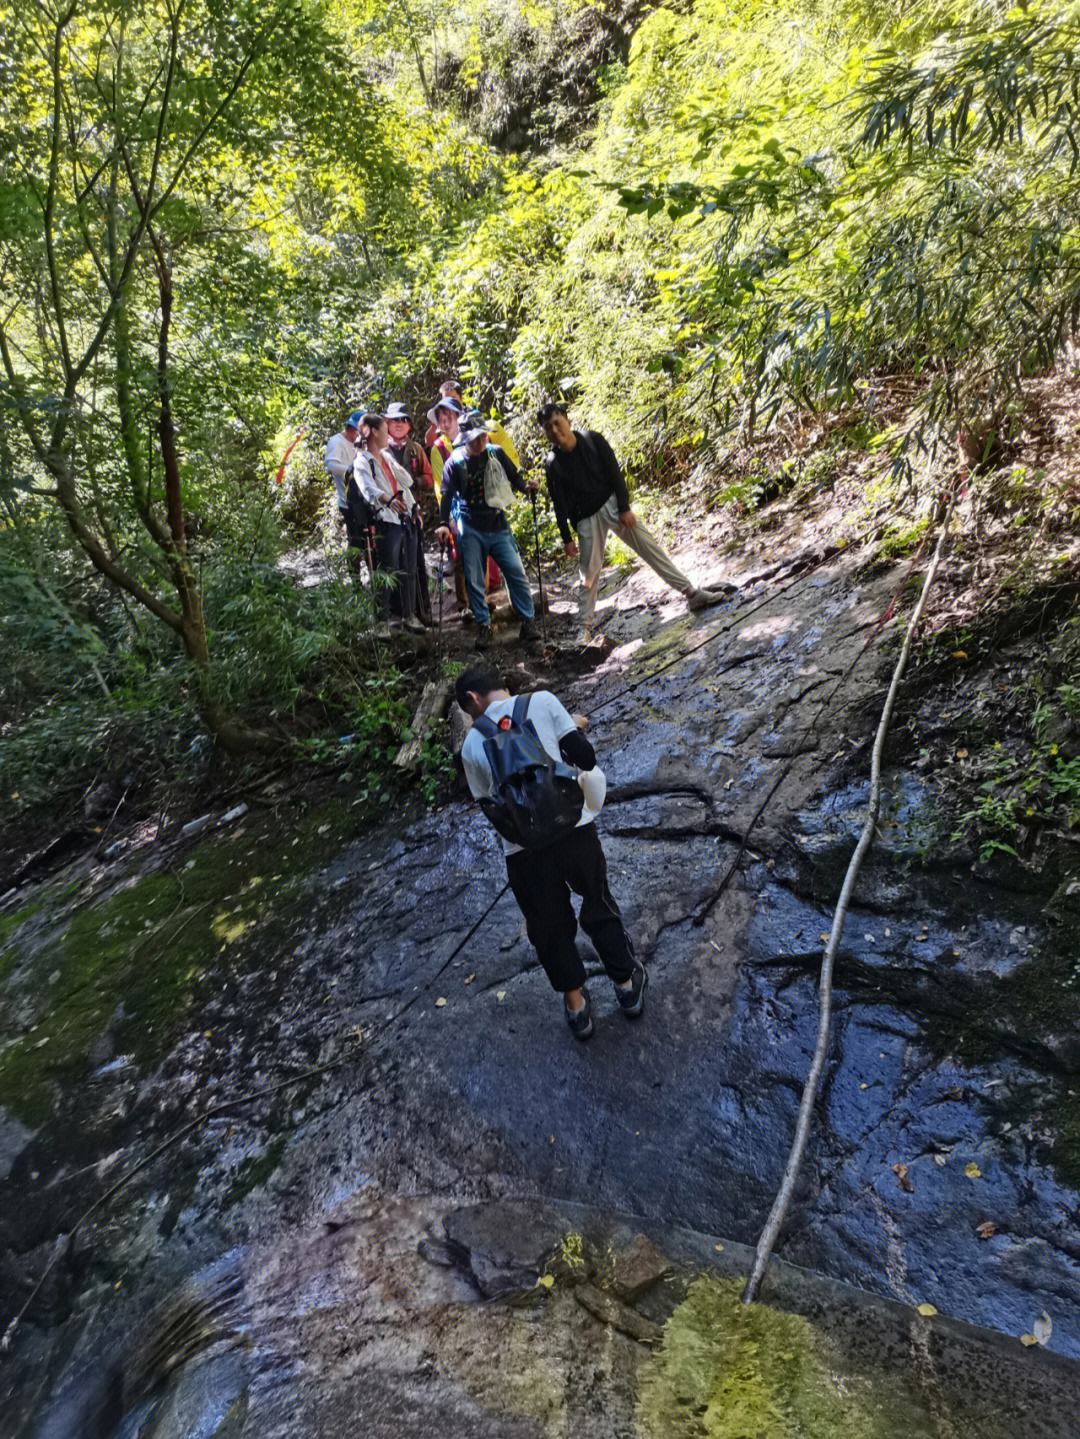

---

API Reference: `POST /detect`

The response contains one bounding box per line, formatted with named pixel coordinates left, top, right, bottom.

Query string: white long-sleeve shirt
left=324, top=431, right=358, bottom=508
left=355, top=448, right=415, bottom=526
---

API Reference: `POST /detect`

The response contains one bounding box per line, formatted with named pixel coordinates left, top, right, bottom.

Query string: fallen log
left=394, top=679, right=453, bottom=769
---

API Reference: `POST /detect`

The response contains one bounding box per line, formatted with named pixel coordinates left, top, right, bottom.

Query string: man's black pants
left=506, top=822, right=636, bottom=992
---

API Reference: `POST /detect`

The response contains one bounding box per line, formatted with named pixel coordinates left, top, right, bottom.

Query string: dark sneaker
left=475, top=624, right=493, bottom=650
left=519, top=619, right=541, bottom=643
left=686, top=584, right=738, bottom=611
left=565, top=989, right=594, bottom=1041
left=615, top=963, right=648, bottom=1018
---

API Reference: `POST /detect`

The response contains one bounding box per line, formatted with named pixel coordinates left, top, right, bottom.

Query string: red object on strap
left=274, top=429, right=306, bottom=485
left=498, top=716, right=512, bottom=731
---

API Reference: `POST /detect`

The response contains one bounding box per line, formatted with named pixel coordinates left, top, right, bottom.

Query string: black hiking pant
left=374, top=520, right=418, bottom=621
left=506, top=822, right=636, bottom=993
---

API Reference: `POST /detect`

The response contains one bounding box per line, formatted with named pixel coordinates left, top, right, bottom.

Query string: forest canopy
left=2, top=0, right=1078, bottom=824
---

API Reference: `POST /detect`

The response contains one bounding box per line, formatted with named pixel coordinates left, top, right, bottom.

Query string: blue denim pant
left=458, top=522, right=534, bottom=625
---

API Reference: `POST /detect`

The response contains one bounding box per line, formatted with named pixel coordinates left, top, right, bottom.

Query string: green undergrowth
left=0, top=795, right=374, bottom=1126
left=637, top=1277, right=899, bottom=1438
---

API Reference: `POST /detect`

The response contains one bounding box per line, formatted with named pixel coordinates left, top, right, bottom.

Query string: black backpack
left=472, top=695, right=584, bottom=850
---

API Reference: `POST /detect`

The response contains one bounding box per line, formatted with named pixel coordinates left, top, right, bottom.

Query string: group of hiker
left=325, top=388, right=740, bottom=1042
left=324, top=385, right=732, bottom=646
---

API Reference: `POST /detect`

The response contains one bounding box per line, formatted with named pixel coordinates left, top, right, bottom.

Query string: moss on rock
left=0, top=796, right=372, bottom=1126
left=638, top=1277, right=897, bottom=1439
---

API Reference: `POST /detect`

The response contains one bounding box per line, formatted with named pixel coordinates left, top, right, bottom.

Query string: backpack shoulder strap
left=512, top=694, right=531, bottom=727
left=472, top=713, right=498, bottom=738
left=576, top=430, right=599, bottom=466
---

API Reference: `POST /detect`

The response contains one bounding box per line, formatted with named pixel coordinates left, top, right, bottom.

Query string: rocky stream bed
left=2, top=531, right=1079, bottom=1436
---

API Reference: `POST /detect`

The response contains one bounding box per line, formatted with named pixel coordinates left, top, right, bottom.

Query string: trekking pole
left=437, top=537, right=446, bottom=659
left=530, top=491, right=548, bottom=649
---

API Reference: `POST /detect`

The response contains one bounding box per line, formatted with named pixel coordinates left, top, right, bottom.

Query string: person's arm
left=559, top=727, right=596, bottom=770
left=356, top=452, right=392, bottom=510
left=430, top=443, right=445, bottom=498
left=545, top=458, right=574, bottom=549
left=591, top=431, right=631, bottom=514
left=540, top=692, right=597, bottom=768
left=461, top=734, right=494, bottom=801
left=325, top=437, right=351, bottom=505
left=439, top=458, right=459, bottom=526
left=415, top=443, right=434, bottom=489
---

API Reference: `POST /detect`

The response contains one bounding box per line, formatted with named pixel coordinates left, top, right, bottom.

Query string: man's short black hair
left=454, top=665, right=503, bottom=711
left=536, top=401, right=568, bottom=427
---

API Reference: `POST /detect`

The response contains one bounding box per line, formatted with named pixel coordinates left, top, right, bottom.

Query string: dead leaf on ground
left=435, top=997, right=447, bottom=1008
left=964, top=1161, right=982, bottom=1179
left=975, top=1220, right=998, bottom=1240
left=916, top=1303, right=938, bottom=1318
left=892, top=1162, right=914, bottom=1193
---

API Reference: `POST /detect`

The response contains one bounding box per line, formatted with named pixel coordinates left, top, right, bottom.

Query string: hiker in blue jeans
left=435, top=411, right=541, bottom=650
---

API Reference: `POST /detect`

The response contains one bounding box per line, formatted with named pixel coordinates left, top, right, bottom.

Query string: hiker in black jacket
left=538, top=403, right=734, bottom=636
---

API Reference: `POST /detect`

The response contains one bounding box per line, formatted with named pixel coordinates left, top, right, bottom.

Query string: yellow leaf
left=537, top=1274, right=555, bottom=1289
left=916, top=1303, right=938, bottom=1318
left=713, top=1242, right=725, bottom=1253
left=1020, top=1333, right=1039, bottom=1347
left=952, top=650, right=968, bottom=660
left=435, top=997, right=447, bottom=1008
left=496, top=990, right=507, bottom=1002
left=964, top=1162, right=982, bottom=1180
left=464, top=973, right=476, bottom=984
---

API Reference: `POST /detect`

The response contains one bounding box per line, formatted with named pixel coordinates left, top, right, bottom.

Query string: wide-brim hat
left=427, top=395, right=464, bottom=425
left=385, top=402, right=412, bottom=423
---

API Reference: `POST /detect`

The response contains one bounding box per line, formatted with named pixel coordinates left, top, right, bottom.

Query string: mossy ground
left=638, top=1277, right=905, bottom=1439
left=0, top=795, right=371, bottom=1127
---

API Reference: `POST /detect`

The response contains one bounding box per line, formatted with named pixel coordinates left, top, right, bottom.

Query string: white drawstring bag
left=482, top=452, right=516, bottom=510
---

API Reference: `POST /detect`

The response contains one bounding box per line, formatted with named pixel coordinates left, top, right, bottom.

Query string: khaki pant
left=576, top=495, right=691, bottom=623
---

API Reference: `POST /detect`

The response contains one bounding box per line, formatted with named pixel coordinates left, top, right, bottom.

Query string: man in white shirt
left=456, top=665, right=647, bottom=1040
left=324, top=411, right=365, bottom=575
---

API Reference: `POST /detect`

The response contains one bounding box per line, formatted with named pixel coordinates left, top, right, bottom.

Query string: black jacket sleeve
left=590, top=431, right=631, bottom=514
left=439, top=458, right=460, bottom=525
left=544, top=454, right=573, bottom=545
left=558, top=728, right=596, bottom=770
